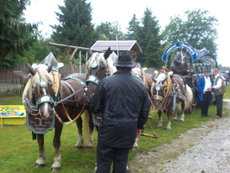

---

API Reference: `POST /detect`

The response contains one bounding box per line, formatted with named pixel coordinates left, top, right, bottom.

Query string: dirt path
left=129, top=100, right=230, bottom=173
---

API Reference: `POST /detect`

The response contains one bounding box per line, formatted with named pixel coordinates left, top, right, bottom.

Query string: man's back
left=91, top=70, right=149, bottom=148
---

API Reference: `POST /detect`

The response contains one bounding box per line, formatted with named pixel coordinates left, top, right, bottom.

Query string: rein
left=54, top=87, right=84, bottom=106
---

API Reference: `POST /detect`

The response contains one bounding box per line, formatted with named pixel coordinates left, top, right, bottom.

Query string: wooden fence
left=0, top=63, right=85, bottom=95
left=0, top=63, right=156, bottom=96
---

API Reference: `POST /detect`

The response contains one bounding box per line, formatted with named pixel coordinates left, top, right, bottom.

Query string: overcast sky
left=24, top=0, right=230, bottom=67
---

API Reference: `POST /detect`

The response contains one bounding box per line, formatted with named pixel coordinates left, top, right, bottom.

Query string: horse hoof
left=132, top=146, right=138, bottom=149
left=75, top=146, right=83, bottom=149
left=84, top=146, right=93, bottom=149
left=35, top=163, right=45, bottom=168
left=51, top=167, right=61, bottom=172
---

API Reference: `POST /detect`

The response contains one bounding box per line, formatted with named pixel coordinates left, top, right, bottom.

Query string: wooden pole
left=49, top=42, right=103, bottom=52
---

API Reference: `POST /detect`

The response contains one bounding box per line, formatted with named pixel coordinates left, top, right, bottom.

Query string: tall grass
left=0, top=85, right=229, bottom=173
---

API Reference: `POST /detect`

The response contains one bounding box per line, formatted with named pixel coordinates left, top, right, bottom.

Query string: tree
left=163, top=9, right=218, bottom=57
left=19, top=37, right=54, bottom=63
left=0, top=0, right=37, bottom=69
left=96, top=22, right=124, bottom=40
left=51, top=0, right=97, bottom=47
left=135, top=8, right=163, bottom=67
left=126, top=14, right=140, bottom=40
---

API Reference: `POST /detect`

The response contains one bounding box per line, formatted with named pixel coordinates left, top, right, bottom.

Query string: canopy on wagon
left=90, top=40, right=142, bottom=53
left=161, top=42, right=218, bottom=68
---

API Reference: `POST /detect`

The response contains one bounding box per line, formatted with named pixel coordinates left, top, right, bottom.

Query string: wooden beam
left=49, top=42, right=103, bottom=52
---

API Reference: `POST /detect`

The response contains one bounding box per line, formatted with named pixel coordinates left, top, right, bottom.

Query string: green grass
left=0, top=85, right=229, bottom=173
left=0, top=95, right=22, bottom=105
left=224, top=84, right=230, bottom=98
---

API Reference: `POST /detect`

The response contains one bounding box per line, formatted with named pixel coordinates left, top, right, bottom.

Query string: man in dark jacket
left=90, top=53, right=150, bottom=173
left=170, top=47, right=190, bottom=75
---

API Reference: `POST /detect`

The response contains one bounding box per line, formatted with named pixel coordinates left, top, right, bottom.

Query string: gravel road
left=130, top=100, right=230, bottom=173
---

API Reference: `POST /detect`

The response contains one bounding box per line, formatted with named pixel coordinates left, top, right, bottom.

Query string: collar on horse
left=86, top=75, right=100, bottom=85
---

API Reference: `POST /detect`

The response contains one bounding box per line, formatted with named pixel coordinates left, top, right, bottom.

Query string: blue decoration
left=162, top=42, right=197, bottom=63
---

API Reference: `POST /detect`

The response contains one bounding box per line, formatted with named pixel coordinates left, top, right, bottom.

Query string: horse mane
left=33, top=66, right=53, bottom=86
left=86, top=52, right=107, bottom=71
left=132, top=62, right=143, bottom=77
left=28, top=65, right=54, bottom=100
left=105, top=51, right=117, bottom=75
left=162, top=65, right=171, bottom=73
left=86, top=51, right=118, bottom=75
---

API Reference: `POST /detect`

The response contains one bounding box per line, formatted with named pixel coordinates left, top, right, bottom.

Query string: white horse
left=173, top=84, right=194, bottom=121
left=151, top=67, right=193, bottom=130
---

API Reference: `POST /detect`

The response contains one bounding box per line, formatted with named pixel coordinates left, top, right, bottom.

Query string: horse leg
left=86, top=111, right=94, bottom=148
left=179, top=101, right=185, bottom=122
left=133, top=128, right=141, bottom=148
left=51, top=121, right=63, bottom=171
left=157, top=111, right=163, bottom=128
left=133, top=137, right=139, bottom=148
left=166, top=110, right=172, bottom=130
left=75, top=118, right=84, bottom=148
left=173, top=105, right=178, bottom=121
left=35, top=134, right=46, bottom=167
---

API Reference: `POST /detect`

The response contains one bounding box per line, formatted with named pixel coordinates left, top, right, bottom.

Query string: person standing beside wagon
left=197, top=70, right=213, bottom=117
left=90, top=53, right=150, bottom=173
left=211, top=68, right=226, bottom=118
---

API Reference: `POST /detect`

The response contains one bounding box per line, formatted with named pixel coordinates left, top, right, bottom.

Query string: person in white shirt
left=197, top=70, right=213, bottom=117
left=211, top=69, right=226, bottom=118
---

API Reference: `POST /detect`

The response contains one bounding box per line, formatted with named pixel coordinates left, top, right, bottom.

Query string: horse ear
left=47, top=64, right=53, bottom=73
left=104, top=47, right=112, bottom=59
left=27, top=63, right=36, bottom=75
left=152, top=78, right=157, bottom=83
left=88, top=49, right=93, bottom=57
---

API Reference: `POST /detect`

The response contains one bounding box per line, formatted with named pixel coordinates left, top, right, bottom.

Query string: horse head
left=151, top=67, right=173, bottom=110
left=25, top=63, right=56, bottom=119
left=85, top=47, right=117, bottom=101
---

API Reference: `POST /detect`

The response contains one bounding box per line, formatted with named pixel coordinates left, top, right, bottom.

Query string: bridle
left=35, top=80, right=55, bottom=106
left=86, top=54, right=109, bottom=90
left=151, top=71, right=173, bottom=111
left=24, top=72, right=55, bottom=117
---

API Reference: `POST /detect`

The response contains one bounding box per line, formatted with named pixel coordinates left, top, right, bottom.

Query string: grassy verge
left=0, top=95, right=22, bottom=105
left=0, top=85, right=229, bottom=173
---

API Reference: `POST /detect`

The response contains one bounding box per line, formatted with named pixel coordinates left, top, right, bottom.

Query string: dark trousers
left=215, top=94, right=223, bottom=117
left=201, top=91, right=212, bottom=116
left=96, top=141, right=130, bottom=173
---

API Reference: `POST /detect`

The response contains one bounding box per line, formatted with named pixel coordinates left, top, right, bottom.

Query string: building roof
left=90, top=40, right=142, bottom=53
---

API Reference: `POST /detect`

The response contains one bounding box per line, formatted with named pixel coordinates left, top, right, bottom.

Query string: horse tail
left=185, top=84, right=195, bottom=113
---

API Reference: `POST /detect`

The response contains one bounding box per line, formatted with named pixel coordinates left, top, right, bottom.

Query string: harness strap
left=157, top=78, right=172, bottom=111
left=55, top=86, right=84, bottom=105
left=68, top=76, right=85, bottom=86
left=55, top=78, right=87, bottom=124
